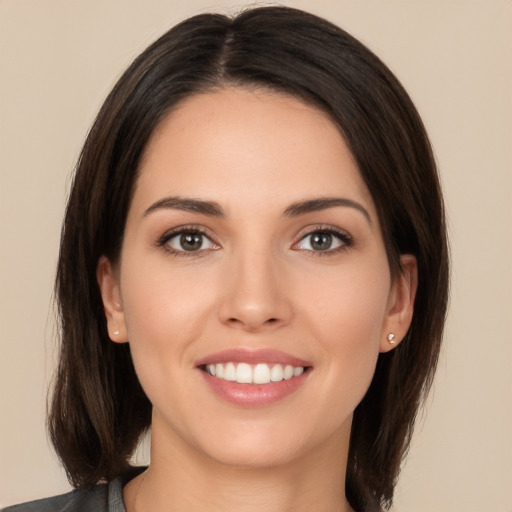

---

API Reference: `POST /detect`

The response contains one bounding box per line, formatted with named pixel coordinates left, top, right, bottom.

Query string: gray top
left=1, top=468, right=145, bottom=512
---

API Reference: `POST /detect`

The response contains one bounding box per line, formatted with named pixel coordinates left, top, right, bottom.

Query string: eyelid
left=156, top=223, right=352, bottom=256
left=157, top=224, right=220, bottom=255
left=292, top=225, right=353, bottom=253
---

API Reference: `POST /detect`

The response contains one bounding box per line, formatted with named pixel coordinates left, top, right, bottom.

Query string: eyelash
left=157, top=225, right=219, bottom=257
left=157, top=225, right=353, bottom=257
left=293, top=226, right=353, bottom=256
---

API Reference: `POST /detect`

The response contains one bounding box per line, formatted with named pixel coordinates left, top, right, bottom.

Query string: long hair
left=50, top=7, right=449, bottom=511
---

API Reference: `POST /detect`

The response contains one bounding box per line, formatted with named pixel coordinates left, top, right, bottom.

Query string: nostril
left=225, top=316, right=280, bottom=330
left=227, top=317, right=277, bottom=324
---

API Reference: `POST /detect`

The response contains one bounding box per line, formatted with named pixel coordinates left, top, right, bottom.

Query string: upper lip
left=194, top=348, right=312, bottom=368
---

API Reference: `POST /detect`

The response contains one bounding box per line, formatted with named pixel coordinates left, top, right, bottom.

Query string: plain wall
left=1, top=0, right=511, bottom=510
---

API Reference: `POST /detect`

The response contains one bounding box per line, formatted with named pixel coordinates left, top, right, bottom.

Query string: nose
left=218, top=247, right=293, bottom=332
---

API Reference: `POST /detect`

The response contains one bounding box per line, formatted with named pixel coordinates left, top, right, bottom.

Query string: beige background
left=1, top=0, right=511, bottom=510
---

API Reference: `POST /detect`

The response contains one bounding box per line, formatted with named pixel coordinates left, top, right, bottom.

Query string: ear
left=380, top=254, right=418, bottom=353
left=96, top=255, right=128, bottom=343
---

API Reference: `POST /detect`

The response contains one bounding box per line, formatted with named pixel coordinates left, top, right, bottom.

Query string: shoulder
left=1, top=467, right=145, bottom=512
left=1, top=484, right=109, bottom=512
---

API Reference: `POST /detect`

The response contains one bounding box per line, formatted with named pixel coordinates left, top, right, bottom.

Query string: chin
left=190, top=414, right=350, bottom=471
left=204, top=439, right=307, bottom=470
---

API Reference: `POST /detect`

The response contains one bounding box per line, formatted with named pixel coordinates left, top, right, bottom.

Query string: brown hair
left=50, top=7, right=449, bottom=512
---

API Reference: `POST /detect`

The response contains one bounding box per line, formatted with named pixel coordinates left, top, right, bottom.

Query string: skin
left=98, top=87, right=417, bottom=512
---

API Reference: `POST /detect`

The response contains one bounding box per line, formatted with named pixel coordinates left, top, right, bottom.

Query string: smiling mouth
left=201, top=362, right=308, bottom=385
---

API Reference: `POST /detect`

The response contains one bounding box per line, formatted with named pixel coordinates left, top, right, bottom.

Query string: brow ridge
left=143, top=196, right=225, bottom=217
left=283, top=197, right=371, bottom=224
left=144, top=195, right=371, bottom=224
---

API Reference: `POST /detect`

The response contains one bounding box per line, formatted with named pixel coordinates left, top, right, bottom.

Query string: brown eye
left=294, top=229, right=351, bottom=253
left=180, top=232, right=203, bottom=251
left=310, top=233, right=334, bottom=251
left=164, top=230, right=217, bottom=253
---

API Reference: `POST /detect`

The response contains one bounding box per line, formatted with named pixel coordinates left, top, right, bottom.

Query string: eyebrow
left=283, top=197, right=372, bottom=224
left=143, top=195, right=371, bottom=224
left=143, top=196, right=225, bottom=217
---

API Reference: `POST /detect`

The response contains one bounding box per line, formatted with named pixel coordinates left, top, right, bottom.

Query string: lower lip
left=199, top=370, right=310, bottom=407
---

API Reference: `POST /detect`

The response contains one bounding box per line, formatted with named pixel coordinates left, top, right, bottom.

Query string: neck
left=125, top=420, right=354, bottom=512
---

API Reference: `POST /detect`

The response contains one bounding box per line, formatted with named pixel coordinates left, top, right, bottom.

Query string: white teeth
left=236, top=363, right=252, bottom=383
left=224, top=362, right=236, bottom=381
left=293, top=366, right=304, bottom=377
left=205, top=362, right=306, bottom=384
left=253, top=363, right=271, bottom=384
left=283, top=365, right=294, bottom=380
left=270, top=364, right=284, bottom=382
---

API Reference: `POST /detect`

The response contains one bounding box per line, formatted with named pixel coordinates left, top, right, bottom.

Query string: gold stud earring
left=387, top=333, right=396, bottom=345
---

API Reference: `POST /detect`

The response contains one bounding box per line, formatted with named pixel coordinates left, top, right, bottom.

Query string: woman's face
left=99, top=87, right=415, bottom=469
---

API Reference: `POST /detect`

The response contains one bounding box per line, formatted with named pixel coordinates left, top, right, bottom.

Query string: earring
left=387, top=333, right=396, bottom=345
left=113, top=329, right=120, bottom=336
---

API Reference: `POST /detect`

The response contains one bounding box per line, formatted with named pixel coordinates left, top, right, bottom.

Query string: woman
left=3, top=6, right=448, bottom=512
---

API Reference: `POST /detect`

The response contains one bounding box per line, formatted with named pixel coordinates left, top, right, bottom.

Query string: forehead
left=132, top=87, right=374, bottom=216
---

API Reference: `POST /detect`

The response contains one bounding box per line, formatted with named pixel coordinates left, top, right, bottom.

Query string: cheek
left=121, top=254, right=210, bottom=336
left=299, top=261, right=390, bottom=397
left=118, top=269, right=208, bottom=428
left=118, top=259, right=205, bottom=380
left=300, top=258, right=391, bottom=344
left=118, top=255, right=229, bottom=403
